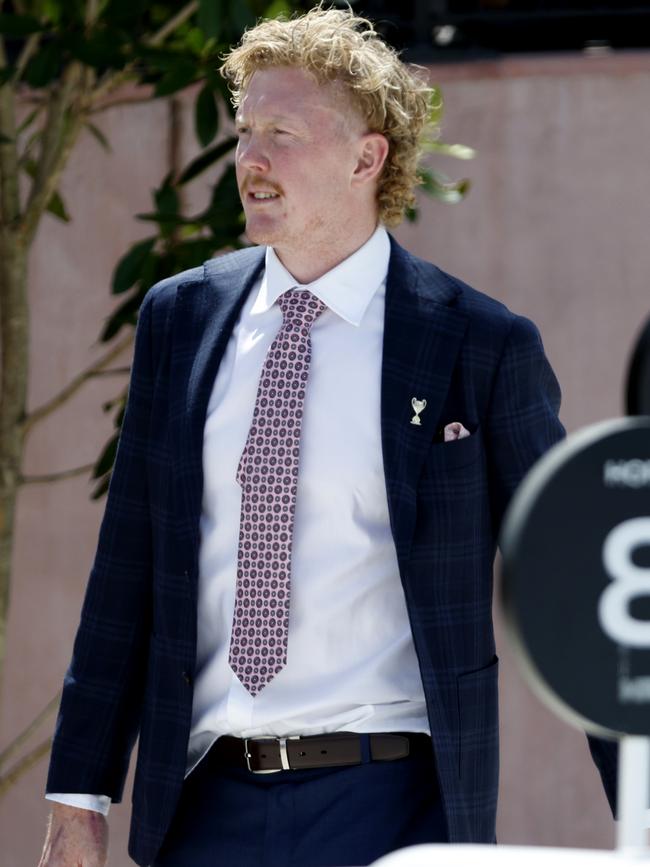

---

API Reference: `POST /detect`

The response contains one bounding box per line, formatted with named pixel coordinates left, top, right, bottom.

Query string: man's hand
left=38, top=802, right=108, bottom=867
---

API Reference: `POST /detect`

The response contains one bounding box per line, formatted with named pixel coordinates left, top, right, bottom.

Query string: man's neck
left=273, top=222, right=380, bottom=284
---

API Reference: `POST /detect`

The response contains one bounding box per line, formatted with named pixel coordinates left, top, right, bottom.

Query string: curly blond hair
left=220, top=5, right=435, bottom=227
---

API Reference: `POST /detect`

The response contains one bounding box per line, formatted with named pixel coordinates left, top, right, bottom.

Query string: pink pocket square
left=443, top=422, right=471, bottom=442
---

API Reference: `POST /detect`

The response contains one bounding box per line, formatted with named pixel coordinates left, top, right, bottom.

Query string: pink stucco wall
left=2, top=50, right=649, bottom=865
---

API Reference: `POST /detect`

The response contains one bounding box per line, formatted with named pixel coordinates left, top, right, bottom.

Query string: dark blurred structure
left=351, top=1, right=650, bottom=60
left=627, top=317, right=650, bottom=416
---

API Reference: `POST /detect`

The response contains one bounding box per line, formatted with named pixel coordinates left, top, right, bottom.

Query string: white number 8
left=598, top=517, right=650, bottom=647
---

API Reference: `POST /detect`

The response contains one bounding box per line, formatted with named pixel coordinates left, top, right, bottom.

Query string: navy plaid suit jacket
left=47, top=237, right=617, bottom=865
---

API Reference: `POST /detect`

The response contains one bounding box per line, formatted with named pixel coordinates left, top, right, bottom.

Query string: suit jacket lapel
left=170, top=247, right=265, bottom=552
left=381, top=237, right=469, bottom=562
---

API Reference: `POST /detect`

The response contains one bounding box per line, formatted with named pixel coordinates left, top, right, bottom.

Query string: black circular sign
left=627, top=316, right=650, bottom=416
left=501, top=416, right=650, bottom=737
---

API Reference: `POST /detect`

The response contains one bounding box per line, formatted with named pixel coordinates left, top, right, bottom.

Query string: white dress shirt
left=47, top=226, right=429, bottom=816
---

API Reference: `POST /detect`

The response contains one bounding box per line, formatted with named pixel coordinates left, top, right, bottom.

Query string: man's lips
left=248, top=191, right=280, bottom=199
left=242, top=179, right=282, bottom=202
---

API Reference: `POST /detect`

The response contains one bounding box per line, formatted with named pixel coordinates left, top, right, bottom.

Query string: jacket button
left=182, top=671, right=191, bottom=685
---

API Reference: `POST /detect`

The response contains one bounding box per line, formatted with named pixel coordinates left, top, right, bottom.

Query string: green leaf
left=418, top=167, right=471, bottom=203
left=135, top=209, right=183, bottom=226
left=24, top=40, right=64, bottom=88
left=0, top=13, right=42, bottom=36
left=100, top=0, right=150, bottom=25
left=172, top=238, right=220, bottom=267
left=202, top=163, right=241, bottom=230
left=195, top=84, right=219, bottom=148
left=404, top=205, right=417, bottom=223
left=422, top=141, right=476, bottom=160
left=0, top=133, right=12, bottom=144
left=17, top=108, right=41, bottom=135
left=178, top=135, right=237, bottom=184
left=263, top=0, right=292, bottom=18
left=41, top=0, right=62, bottom=25
left=46, top=189, right=71, bottom=222
left=112, top=237, right=156, bottom=294
left=91, top=473, right=111, bottom=500
left=154, top=179, right=179, bottom=216
left=184, top=26, right=206, bottom=55
left=130, top=44, right=182, bottom=70
left=93, top=433, right=119, bottom=478
left=231, top=1, right=256, bottom=33
left=198, top=0, right=227, bottom=40
left=64, top=30, right=127, bottom=70
left=176, top=223, right=202, bottom=239
left=56, top=0, right=86, bottom=25
left=22, top=158, right=71, bottom=220
left=154, top=59, right=198, bottom=97
left=428, top=87, right=444, bottom=126
left=208, top=70, right=237, bottom=118
left=85, top=121, right=111, bottom=152
left=100, top=291, right=141, bottom=341
left=442, top=179, right=471, bottom=202
left=101, top=394, right=126, bottom=415
left=91, top=394, right=127, bottom=498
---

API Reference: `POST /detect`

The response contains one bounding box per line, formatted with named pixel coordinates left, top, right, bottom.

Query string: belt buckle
left=244, top=736, right=300, bottom=774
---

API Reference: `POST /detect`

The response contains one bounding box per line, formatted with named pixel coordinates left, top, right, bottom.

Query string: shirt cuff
left=45, top=793, right=111, bottom=816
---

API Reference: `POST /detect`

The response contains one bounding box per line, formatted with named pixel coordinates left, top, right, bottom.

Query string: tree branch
left=12, top=33, right=41, bottom=85
left=20, top=1, right=198, bottom=237
left=0, top=737, right=52, bottom=798
left=90, top=0, right=199, bottom=106
left=88, top=366, right=131, bottom=377
left=0, top=690, right=60, bottom=770
left=85, top=0, right=101, bottom=27
left=21, top=463, right=96, bottom=485
left=14, top=93, right=48, bottom=107
left=23, top=332, right=134, bottom=436
left=0, top=41, right=21, bottom=227
left=20, top=63, right=87, bottom=244
left=88, top=91, right=156, bottom=115
left=149, top=1, right=199, bottom=46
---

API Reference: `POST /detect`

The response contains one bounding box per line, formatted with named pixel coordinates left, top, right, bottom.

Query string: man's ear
left=351, top=132, right=389, bottom=188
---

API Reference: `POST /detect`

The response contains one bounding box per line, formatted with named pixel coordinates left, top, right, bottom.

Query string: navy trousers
left=153, top=734, right=447, bottom=867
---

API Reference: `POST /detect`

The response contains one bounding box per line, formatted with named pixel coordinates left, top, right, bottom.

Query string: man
left=40, top=6, right=616, bottom=867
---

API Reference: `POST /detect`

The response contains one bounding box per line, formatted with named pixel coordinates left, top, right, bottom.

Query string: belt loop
left=359, top=733, right=371, bottom=764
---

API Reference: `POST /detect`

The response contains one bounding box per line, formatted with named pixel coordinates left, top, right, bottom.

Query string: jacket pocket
left=425, top=424, right=483, bottom=471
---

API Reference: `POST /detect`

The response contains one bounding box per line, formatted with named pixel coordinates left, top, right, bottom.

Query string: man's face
left=235, top=66, right=367, bottom=260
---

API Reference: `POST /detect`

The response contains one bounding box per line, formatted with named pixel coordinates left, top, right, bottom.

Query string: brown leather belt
left=210, top=732, right=430, bottom=774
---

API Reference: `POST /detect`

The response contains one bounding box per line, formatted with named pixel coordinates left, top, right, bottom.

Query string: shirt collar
left=250, top=225, right=391, bottom=327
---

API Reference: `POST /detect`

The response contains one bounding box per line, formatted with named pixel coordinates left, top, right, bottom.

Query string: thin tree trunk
left=0, top=230, right=28, bottom=721
left=0, top=1, right=200, bottom=791
left=0, top=53, right=89, bottom=722
left=0, top=33, right=29, bottom=725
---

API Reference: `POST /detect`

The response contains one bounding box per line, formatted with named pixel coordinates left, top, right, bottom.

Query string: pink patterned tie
left=229, top=289, right=327, bottom=696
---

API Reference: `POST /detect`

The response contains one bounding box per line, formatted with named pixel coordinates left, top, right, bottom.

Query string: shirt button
left=182, top=671, right=192, bottom=685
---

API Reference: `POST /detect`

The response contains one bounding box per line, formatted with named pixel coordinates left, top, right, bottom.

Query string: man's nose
left=237, top=137, right=270, bottom=174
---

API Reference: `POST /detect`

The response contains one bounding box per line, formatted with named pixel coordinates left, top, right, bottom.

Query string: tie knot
left=278, top=289, right=327, bottom=331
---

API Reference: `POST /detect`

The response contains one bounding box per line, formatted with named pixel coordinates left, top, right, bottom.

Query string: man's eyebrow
left=235, top=111, right=306, bottom=128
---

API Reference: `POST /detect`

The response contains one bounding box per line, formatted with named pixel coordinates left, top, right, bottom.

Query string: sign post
left=618, top=737, right=650, bottom=851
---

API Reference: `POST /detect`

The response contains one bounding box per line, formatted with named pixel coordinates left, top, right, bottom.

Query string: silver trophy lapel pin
left=410, top=397, right=427, bottom=426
